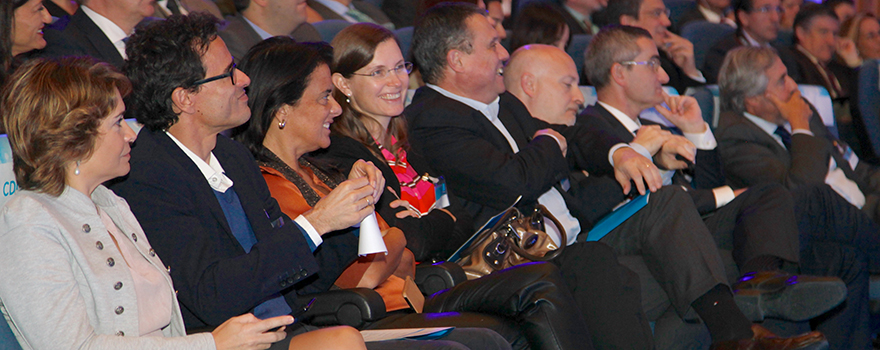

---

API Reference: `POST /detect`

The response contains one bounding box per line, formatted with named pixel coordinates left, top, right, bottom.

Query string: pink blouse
left=98, top=208, right=172, bottom=337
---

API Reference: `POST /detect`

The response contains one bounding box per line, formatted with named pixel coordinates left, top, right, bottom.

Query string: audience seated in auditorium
left=111, top=13, right=517, bottom=350
left=601, top=0, right=706, bottom=94
left=233, top=34, right=612, bottom=350
left=1, top=0, right=51, bottom=87
left=218, top=0, right=320, bottom=61
left=509, top=2, right=571, bottom=52
left=703, top=0, right=800, bottom=83
left=673, top=0, right=736, bottom=34
left=406, top=4, right=831, bottom=349
left=841, top=13, right=880, bottom=61
left=307, top=0, right=393, bottom=29
left=0, top=55, right=367, bottom=350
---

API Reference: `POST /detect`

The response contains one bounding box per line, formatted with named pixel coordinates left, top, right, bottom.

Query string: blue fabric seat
left=680, top=21, right=735, bottom=69
left=313, top=19, right=352, bottom=43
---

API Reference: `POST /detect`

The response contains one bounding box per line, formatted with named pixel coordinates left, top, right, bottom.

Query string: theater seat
left=0, top=307, right=21, bottom=350
left=680, top=21, right=735, bottom=69
left=313, top=20, right=352, bottom=43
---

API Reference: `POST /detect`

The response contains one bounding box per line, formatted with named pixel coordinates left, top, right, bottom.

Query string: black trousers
left=369, top=262, right=596, bottom=350
left=793, top=184, right=879, bottom=350
left=703, top=183, right=801, bottom=270
left=599, top=185, right=729, bottom=318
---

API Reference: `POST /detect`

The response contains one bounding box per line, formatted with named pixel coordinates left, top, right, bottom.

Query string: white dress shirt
left=741, top=112, right=865, bottom=207
left=427, top=84, right=580, bottom=246
left=81, top=6, right=128, bottom=59
left=599, top=101, right=736, bottom=207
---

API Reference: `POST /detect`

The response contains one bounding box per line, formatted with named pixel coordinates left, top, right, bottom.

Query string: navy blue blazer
left=110, top=128, right=356, bottom=329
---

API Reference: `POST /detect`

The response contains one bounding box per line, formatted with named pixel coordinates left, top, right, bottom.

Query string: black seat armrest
left=297, top=288, right=386, bottom=328
left=415, top=262, right=467, bottom=296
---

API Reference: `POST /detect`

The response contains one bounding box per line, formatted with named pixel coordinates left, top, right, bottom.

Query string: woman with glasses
left=0, top=56, right=369, bottom=350
left=314, top=23, right=476, bottom=262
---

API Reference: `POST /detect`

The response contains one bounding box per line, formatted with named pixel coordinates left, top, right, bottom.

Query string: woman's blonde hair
left=1, top=57, right=131, bottom=196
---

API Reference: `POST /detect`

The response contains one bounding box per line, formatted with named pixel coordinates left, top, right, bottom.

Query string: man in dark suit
left=716, top=46, right=880, bottom=349
left=601, top=0, right=707, bottom=94
left=307, top=0, right=393, bottom=29
left=112, top=12, right=604, bottom=350
left=703, top=0, right=802, bottom=83
left=407, top=4, right=827, bottom=349
left=559, top=0, right=605, bottom=35
left=218, top=0, right=321, bottom=61
left=39, top=0, right=153, bottom=68
left=672, top=0, right=735, bottom=34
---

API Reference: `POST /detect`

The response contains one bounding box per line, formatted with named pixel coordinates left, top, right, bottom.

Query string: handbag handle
left=508, top=204, right=566, bottom=261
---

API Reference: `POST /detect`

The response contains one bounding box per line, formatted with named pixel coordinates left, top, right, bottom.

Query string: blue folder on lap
left=580, top=194, right=650, bottom=242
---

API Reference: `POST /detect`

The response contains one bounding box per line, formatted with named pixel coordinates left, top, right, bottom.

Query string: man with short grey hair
left=717, top=46, right=880, bottom=349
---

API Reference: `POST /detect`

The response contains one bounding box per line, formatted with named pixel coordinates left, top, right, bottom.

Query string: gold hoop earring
left=278, top=119, right=286, bottom=129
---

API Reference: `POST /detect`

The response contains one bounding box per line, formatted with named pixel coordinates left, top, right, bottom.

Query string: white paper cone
left=358, top=212, right=387, bottom=256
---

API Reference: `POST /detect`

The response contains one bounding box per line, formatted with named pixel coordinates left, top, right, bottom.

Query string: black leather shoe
left=732, top=271, right=846, bottom=322
left=711, top=325, right=828, bottom=350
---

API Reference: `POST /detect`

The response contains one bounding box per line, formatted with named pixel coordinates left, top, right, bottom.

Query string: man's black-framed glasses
left=193, top=62, right=236, bottom=86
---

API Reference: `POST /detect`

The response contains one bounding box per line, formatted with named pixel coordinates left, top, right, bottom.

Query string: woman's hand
left=212, top=314, right=292, bottom=350
left=390, top=199, right=422, bottom=219
left=305, top=177, right=376, bottom=235
left=348, top=160, right=385, bottom=205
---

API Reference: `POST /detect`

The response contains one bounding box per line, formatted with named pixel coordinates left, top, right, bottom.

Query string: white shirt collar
left=742, top=111, right=789, bottom=147
left=698, top=5, right=723, bottom=23
left=81, top=5, right=129, bottom=59
left=243, top=15, right=274, bottom=40
left=597, top=101, right=641, bottom=135
left=312, top=0, right=358, bottom=22
left=741, top=30, right=768, bottom=47
left=165, top=132, right=234, bottom=192
left=427, top=84, right=501, bottom=122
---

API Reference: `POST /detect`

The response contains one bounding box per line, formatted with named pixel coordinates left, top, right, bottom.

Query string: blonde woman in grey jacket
left=0, top=57, right=367, bottom=350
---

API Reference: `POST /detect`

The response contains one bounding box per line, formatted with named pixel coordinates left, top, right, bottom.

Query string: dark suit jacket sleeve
left=111, top=130, right=320, bottom=327
left=716, top=110, right=831, bottom=190
left=405, top=89, right=570, bottom=211
left=314, top=135, right=470, bottom=261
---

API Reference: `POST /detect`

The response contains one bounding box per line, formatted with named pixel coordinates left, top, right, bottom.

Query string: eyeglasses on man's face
left=751, top=5, right=784, bottom=14
left=619, top=57, right=663, bottom=71
left=193, top=62, right=236, bottom=86
left=350, top=62, right=414, bottom=79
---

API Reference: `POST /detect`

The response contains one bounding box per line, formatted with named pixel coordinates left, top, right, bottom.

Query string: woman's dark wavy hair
left=233, top=38, right=334, bottom=162
left=510, top=3, right=571, bottom=52
left=1, top=0, right=30, bottom=85
left=123, top=13, right=219, bottom=131
left=329, top=23, right=409, bottom=160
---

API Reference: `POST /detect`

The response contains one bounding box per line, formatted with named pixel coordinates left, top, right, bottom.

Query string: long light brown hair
left=330, top=23, right=409, bottom=160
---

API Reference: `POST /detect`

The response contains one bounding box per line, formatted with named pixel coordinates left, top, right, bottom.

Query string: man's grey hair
left=718, top=46, right=778, bottom=115
left=584, top=25, right=652, bottom=89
